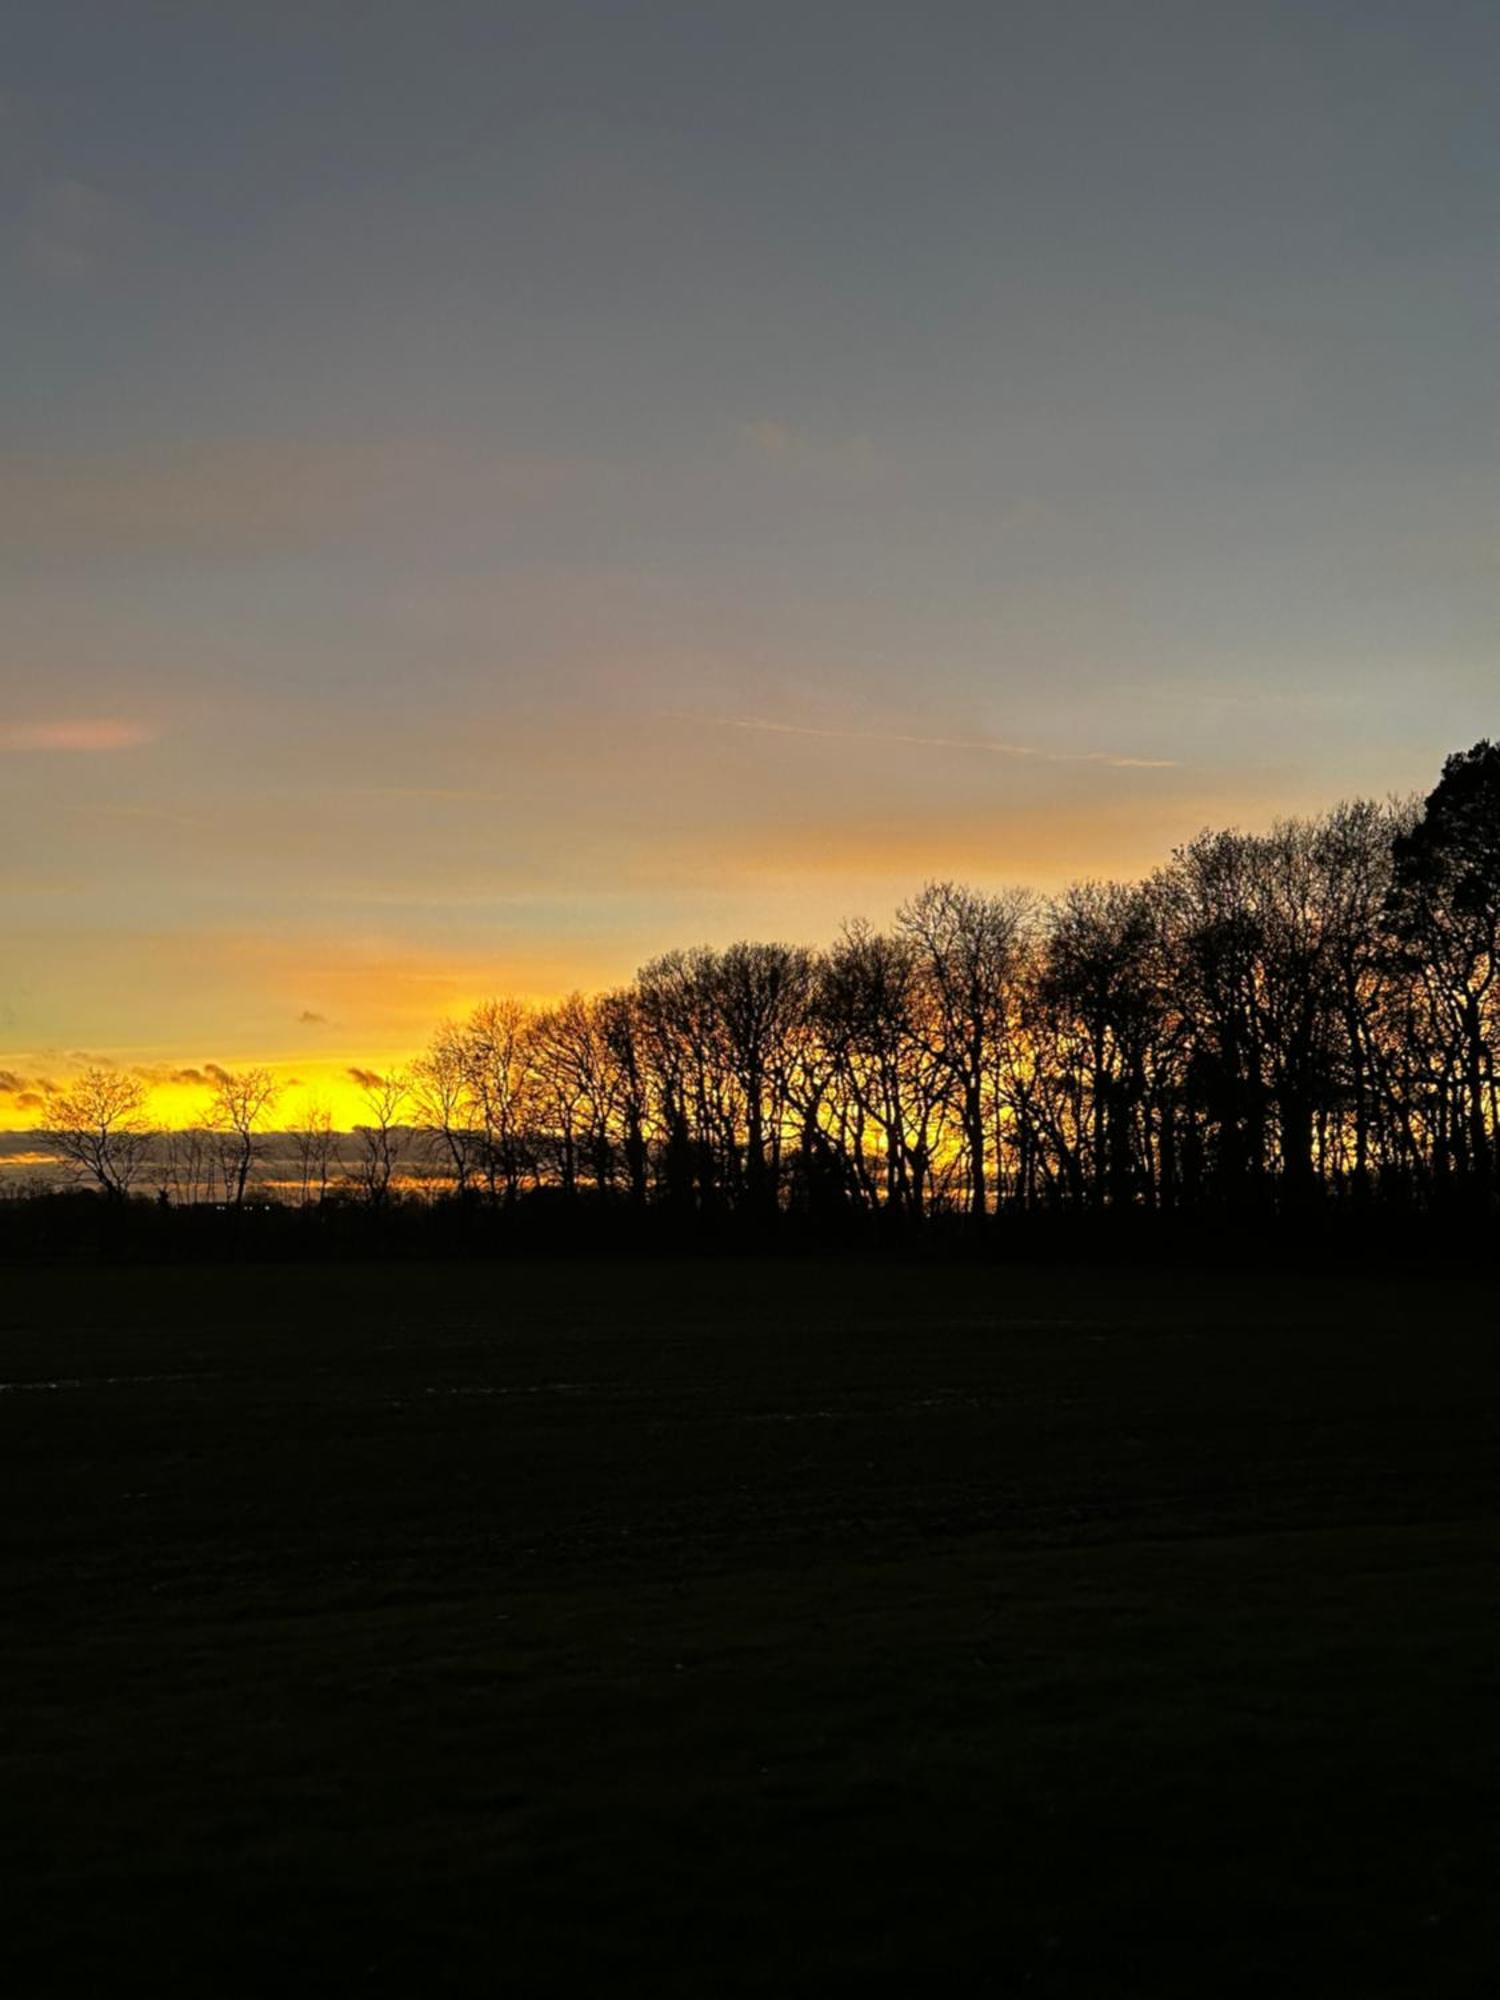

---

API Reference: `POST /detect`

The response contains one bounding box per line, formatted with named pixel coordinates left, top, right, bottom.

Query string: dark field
left=4, top=1258, right=1500, bottom=1996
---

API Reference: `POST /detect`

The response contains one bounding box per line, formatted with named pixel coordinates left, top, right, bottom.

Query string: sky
left=4, top=1, right=1500, bottom=1124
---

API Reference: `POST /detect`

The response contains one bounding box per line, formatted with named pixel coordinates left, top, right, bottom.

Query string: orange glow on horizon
left=0, top=1057, right=431, bottom=1138
left=0, top=774, right=1364, bottom=1139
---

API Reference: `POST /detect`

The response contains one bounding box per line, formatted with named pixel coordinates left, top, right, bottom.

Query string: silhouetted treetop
left=23, top=745, right=1500, bottom=1228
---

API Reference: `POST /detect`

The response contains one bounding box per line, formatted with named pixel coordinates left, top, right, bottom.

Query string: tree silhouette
left=41, top=1067, right=154, bottom=1197
left=351, top=1069, right=410, bottom=1209
left=18, top=744, right=1500, bottom=1235
left=206, top=1066, right=279, bottom=1207
left=1388, top=742, right=1500, bottom=1191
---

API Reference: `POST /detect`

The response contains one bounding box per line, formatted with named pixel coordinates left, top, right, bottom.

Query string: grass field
left=4, top=1255, right=1499, bottom=1995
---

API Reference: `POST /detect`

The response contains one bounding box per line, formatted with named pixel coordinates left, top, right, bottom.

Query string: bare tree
left=412, top=1023, right=480, bottom=1197
left=711, top=942, right=817, bottom=1215
left=527, top=995, right=595, bottom=1197
left=1041, top=880, right=1167, bottom=1208
left=41, top=1067, right=154, bottom=1197
left=813, top=922, right=950, bottom=1221
left=898, top=882, right=1034, bottom=1220
left=351, top=1069, right=410, bottom=1208
left=204, top=1066, right=279, bottom=1207
left=598, top=987, right=650, bottom=1207
left=460, top=1000, right=533, bottom=1204
left=290, top=1095, right=340, bottom=1206
left=158, top=1125, right=214, bottom=1206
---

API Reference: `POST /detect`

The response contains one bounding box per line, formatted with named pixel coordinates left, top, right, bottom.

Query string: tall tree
left=205, top=1065, right=279, bottom=1207
left=1387, top=741, right=1500, bottom=1189
left=412, top=1022, right=481, bottom=1197
left=899, top=883, right=1033, bottom=1220
left=351, top=1069, right=410, bottom=1209
left=460, top=999, right=534, bottom=1204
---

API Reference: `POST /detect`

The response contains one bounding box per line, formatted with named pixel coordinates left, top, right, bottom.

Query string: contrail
left=697, top=715, right=1177, bottom=770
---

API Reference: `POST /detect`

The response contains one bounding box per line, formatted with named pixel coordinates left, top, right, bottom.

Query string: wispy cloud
left=696, top=715, right=1177, bottom=770
left=0, top=720, right=154, bottom=752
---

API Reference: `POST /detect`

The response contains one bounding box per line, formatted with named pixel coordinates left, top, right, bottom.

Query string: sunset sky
left=5, top=2, right=1500, bottom=1125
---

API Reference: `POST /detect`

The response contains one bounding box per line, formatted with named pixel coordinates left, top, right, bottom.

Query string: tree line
left=32, top=741, right=1500, bottom=1230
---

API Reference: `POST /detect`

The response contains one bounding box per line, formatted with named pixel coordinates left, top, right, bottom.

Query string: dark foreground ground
left=3, top=1257, right=1499, bottom=1996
